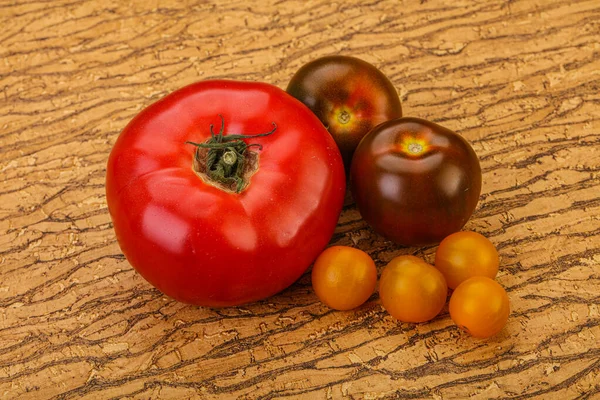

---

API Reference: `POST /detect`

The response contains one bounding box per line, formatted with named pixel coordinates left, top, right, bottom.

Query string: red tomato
left=435, top=231, right=499, bottom=289
left=350, top=117, right=482, bottom=246
left=286, top=55, right=402, bottom=169
left=311, top=246, right=377, bottom=311
left=106, top=80, right=346, bottom=307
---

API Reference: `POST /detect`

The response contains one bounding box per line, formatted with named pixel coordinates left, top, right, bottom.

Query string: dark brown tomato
left=286, top=55, right=402, bottom=170
left=350, top=117, right=482, bottom=246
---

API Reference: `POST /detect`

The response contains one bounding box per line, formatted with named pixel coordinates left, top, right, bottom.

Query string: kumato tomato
left=449, top=276, right=510, bottom=338
left=351, top=117, right=482, bottom=246
left=287, top=55, right=402, bottom=169
left=379, top=255, right=447, bottom=323
left=435, top=231, right=499, bottom=289
left=311, top=246, right=377, bottom=311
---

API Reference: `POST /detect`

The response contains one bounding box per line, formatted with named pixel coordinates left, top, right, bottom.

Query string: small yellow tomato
left=311, top=246, right=377, bottom=311
left=449, top=276, right=510, bottom=338
left=435, top=231, right=499, bottom=289
left=379, top=255, right=448, bottom=323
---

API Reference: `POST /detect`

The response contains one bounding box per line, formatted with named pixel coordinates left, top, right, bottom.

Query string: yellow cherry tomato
left=449, top=276, right=510, bottom=338
left=379, top=255, right=448, bottom=323
left=435, top=231, right=499, bottom=289
left=311, top=246, right=377, bottom=311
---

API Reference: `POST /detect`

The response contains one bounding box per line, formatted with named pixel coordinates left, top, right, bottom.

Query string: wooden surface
left=1, top=0, right=599, bottom=398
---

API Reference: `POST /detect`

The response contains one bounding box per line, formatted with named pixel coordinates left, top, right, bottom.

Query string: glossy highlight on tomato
left=350, top=117, right=482, bottom=246
left=311, top=246, right=377, bottom=311
left=106, top=80, right=346, bottom=307
left=287, top=55, right=402, bottom=169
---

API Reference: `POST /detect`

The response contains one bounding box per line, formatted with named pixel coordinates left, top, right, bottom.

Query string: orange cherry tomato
left=379, top=255, right=448, bottom=323
left=311, top=246, right=377, bottom=311
left=435, top=231, right=499, bottom=289
left=449, top=276, right=510, bottom=338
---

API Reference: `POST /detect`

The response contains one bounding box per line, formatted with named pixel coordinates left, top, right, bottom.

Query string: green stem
left=186, top=115, right=277, bottom=193
left=222, top=150, right=237, bottom=166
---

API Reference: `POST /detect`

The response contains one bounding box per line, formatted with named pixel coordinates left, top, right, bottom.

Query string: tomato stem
left=186, top=115, right=277, bottom=193
left=408, top=143, right=423, bottom=154
left=337, top=109, right=351, bottom=125
left=222, top=150, right=237, bottom=166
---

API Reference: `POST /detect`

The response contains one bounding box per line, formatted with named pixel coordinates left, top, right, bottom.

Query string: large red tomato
left=106, top=80, right=346, bottom=307
left=350, top=117, right=481, bottom=246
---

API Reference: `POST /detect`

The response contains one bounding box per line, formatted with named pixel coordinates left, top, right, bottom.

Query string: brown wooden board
left=1, top=0, right=599, bottom=398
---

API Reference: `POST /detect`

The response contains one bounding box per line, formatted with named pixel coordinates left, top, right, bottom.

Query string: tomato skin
left=286, top=56, right=402, bottom=169
left=106, top=80, right=346, bottom=307
left=435, top=231, right=499, bottom=289
left=311, top=246, right=377, bottom=311
left=449, top=276, right=510, bottom=338
left=379, top=255, right=448, bottom=323
left=350, top=117, right=482, bottom=246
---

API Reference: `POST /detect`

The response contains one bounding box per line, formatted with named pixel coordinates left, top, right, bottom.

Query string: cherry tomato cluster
left=311, top=232, right=510, bottom=338
left=288, top=56, right=509, bottom=338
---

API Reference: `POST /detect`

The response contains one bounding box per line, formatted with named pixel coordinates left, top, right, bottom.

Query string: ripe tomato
left=435, top=231, right=499, bottom=289
left=286, top=55, right=402, bottom=169
left=379, top=255, right=447, bottom=323
left=449, top=276, right=510, bottom=338
left=106, top=80, right=346, bottom=307
left=311, top=246, right=377, bottom=311
left=350, top=117, right=482, bottom=246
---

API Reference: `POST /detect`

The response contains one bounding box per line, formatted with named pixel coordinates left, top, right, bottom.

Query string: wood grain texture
left=1, top=0, right=599, bottom=398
